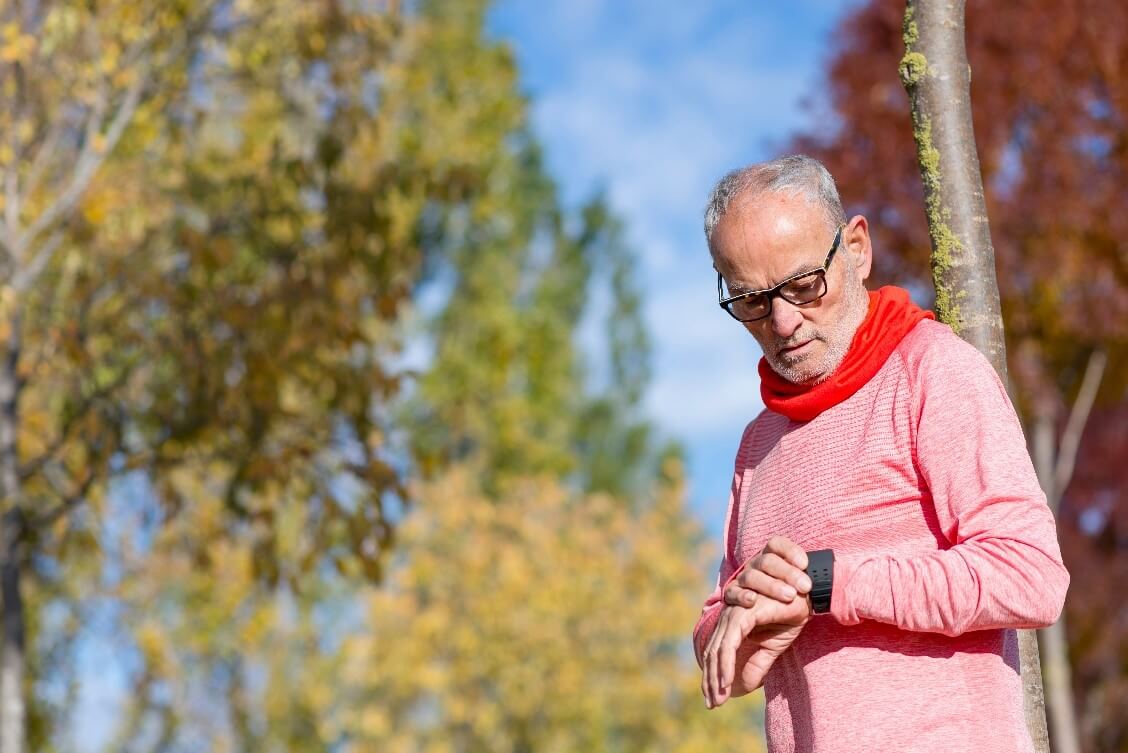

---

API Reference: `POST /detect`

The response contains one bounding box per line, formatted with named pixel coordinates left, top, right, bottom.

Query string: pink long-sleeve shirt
left=693, top=319, right=1069, bottom=753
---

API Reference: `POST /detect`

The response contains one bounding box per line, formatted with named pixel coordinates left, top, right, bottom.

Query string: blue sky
left=77, top=5, right=867, bottom=747
left=489, top=1, right=862, bottom=534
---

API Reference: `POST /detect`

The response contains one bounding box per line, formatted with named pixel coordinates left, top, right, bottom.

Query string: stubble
left=763, top=275, right=870, bottom=385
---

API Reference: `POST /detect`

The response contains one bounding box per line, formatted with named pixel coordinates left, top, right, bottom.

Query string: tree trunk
left=1038, top=620, right=1080, bottom=753
left=0, top=309, right=24, bottom=753
left=899, top=2, right=1048, bottom=751
left=1029, top=350, right=1105, bottom=753
left=1033, top=412, right=1081, bottom=753
left=0, top=513, right=23, bottom=753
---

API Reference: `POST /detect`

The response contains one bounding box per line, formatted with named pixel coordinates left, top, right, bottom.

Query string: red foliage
left=790, top=1, right=1128, bottom=749
left=1057, top=406, right=1128, bottom=752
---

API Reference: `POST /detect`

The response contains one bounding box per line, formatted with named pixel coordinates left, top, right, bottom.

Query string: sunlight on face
left=711, top=191, right=870, bottom=385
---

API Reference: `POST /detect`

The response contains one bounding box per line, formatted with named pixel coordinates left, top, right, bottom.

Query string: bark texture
left=0, top=513, right=22, bottom=753
left=899, top=2, right=1048, bottom=751
left=0, top=319, right=23, bottom=753
left=1031, top=350, right=1106, bottom=753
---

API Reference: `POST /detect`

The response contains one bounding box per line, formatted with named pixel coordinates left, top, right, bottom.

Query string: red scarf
left=758, top=286, right=934, bottom=422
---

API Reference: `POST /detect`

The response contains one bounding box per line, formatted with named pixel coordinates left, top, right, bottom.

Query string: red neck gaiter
left=758, top=286, right=934, bottom=422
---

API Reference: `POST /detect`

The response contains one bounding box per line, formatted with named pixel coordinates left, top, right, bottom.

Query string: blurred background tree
left=0, top=3, right=220, bottom=749
left=791, top=1, right=1128, bottom=751
left=2, top=0, right=764, bottom=751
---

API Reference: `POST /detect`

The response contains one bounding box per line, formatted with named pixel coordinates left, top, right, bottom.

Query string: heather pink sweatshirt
left=693, top=319, right=1069, bottom=753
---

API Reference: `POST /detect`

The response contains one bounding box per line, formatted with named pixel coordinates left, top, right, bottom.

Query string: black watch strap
left=806, top=549, right=834, bottom=614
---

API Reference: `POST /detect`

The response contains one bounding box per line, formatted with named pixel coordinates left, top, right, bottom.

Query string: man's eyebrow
left=778, top=260, right=823, bottom=281
left=730, top=260, right=822, bottom=294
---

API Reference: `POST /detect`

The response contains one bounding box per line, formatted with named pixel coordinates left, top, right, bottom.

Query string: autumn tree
left=1, top=0, right=537, bottom=748
left=791, top=0, right=1128, bottom=750
left=408, top=168, right=661, bottom=499
left=0, top=0, right=762, bottom=750
left=898, top=1, right=1048, bottom=747
left=0, top=4, right=218, bottom=750
left=334, top=465, right=761, bottom=753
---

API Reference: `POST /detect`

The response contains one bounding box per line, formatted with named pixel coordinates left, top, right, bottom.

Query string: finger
left=710, top=611, right=730, bottom=705
left=709, top=648, right=725, bottom=708
left=701, top=630, right=715, bottom=707
left=736, top=567, right=798, bottom=602
left=704, top=611, right=728, bottom=707
left=723, top=581, right=758, bottom=607
left=702, top=630, right=716, bottom=707
left=717, top=612, right=749, bottom=692
left=711, top=609, right=741, bottom=705
left=758, top=551, right=812, bottom=594
left=706, top=637, right=720, bottom=708
left=764, top=535, right=809, bottom=570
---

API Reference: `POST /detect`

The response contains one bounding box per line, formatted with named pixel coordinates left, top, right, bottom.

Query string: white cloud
left=645, top=280, right=766, bottom=438
left=521, top=36, right=801, bottom=440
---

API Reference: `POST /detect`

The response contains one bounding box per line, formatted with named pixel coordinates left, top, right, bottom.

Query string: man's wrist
left=805, top=549, right=834, bottom=615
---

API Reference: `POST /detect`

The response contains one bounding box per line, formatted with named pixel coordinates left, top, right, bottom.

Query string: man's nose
left=770, top=298, right=804, bottom=338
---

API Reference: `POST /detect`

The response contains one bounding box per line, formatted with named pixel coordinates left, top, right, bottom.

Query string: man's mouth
left=778, top=339, right=814, bottom=357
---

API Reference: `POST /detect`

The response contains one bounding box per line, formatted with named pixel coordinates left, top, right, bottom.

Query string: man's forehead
left=725, top=191, right=822, bottom=240
left=713, top=195, right=830, bottom=289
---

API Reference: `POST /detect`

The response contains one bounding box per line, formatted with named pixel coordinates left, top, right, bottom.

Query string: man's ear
left=845, top=215, right=873, bottom=281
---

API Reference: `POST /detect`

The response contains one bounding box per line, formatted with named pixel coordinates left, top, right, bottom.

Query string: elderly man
left=693, top=155, right=1068, bottom=753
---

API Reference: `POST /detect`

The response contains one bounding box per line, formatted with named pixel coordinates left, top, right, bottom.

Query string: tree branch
left=9, top=229, right=63, bottom=294
left=18, top=362, right=136, bottom=484
left=32, top=464, right=98, bottom=531
left=19, top=111, right=71, bottom=210
left=4, top=21, right=27, bottom=249
left=1032, top=411, right=1055, bottom=500
left=18, top=68, right=148, bottom=253
left=4, top=164, right=18, bottom=249
left=1051, top=350, right=1107, bottom=510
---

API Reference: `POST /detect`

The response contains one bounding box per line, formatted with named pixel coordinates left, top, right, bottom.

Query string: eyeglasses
left=716, top=224, right=845, bottom=322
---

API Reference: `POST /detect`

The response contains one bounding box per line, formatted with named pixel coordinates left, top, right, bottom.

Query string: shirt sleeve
left=692, top=424, right=755, bottom=667
left=830, top=335, right=1070, bottom=636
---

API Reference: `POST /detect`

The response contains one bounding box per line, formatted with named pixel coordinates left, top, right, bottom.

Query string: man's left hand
left=724, top=535, right=811, bottom=609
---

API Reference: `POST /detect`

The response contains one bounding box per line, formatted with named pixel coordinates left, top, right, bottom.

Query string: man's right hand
left=724, top=535, right=812, bottom=609
left=735, top=620, right=805, bottom=698
left=701, top=588, right=810, bottom=709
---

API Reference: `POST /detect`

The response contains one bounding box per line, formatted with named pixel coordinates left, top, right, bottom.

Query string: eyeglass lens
left=727, top=272, right=827, bottom=321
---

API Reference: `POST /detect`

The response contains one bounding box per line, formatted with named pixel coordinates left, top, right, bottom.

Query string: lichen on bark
left=898, top=52, right=928, bottom=86
left=902, top=4, right=919, bottom=46
left=900, top=4, right=965, bottom=333
left=907, top=110, right=965, bottom=332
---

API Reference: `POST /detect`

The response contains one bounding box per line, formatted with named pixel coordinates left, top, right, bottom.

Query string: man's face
left=711, top=191, right=872, bottom=385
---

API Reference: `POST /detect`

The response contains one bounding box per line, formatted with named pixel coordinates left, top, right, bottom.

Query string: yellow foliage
left=135, top=620, right=176, bottom=677
left=332, top=467, right=764, bottom=752
left=0, top=23, right=36, bottom=63
left=96, top=461, right=763, bottom=751
left=0, top=1, right=758, bottom=750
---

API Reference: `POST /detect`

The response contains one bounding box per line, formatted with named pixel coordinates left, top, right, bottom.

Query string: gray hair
left=703, top=155, right=846, bottom=250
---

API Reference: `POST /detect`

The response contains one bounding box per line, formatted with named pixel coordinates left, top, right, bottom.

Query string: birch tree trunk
left=0, top=514, right=23, bottom=753
left=0, top=309, right=24, bottom=753
left=1031, top=350, right=1105, bottom=753
left=0, top=5, right=171, bottom=746
left=898, top=2, right=1049, bottom=751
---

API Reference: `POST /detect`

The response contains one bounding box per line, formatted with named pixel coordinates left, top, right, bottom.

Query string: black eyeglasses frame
left=716, top=224, right=845, bottom=323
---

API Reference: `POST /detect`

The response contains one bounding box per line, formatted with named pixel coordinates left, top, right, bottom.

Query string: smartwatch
left=805, top=549, right=834, bottom=614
